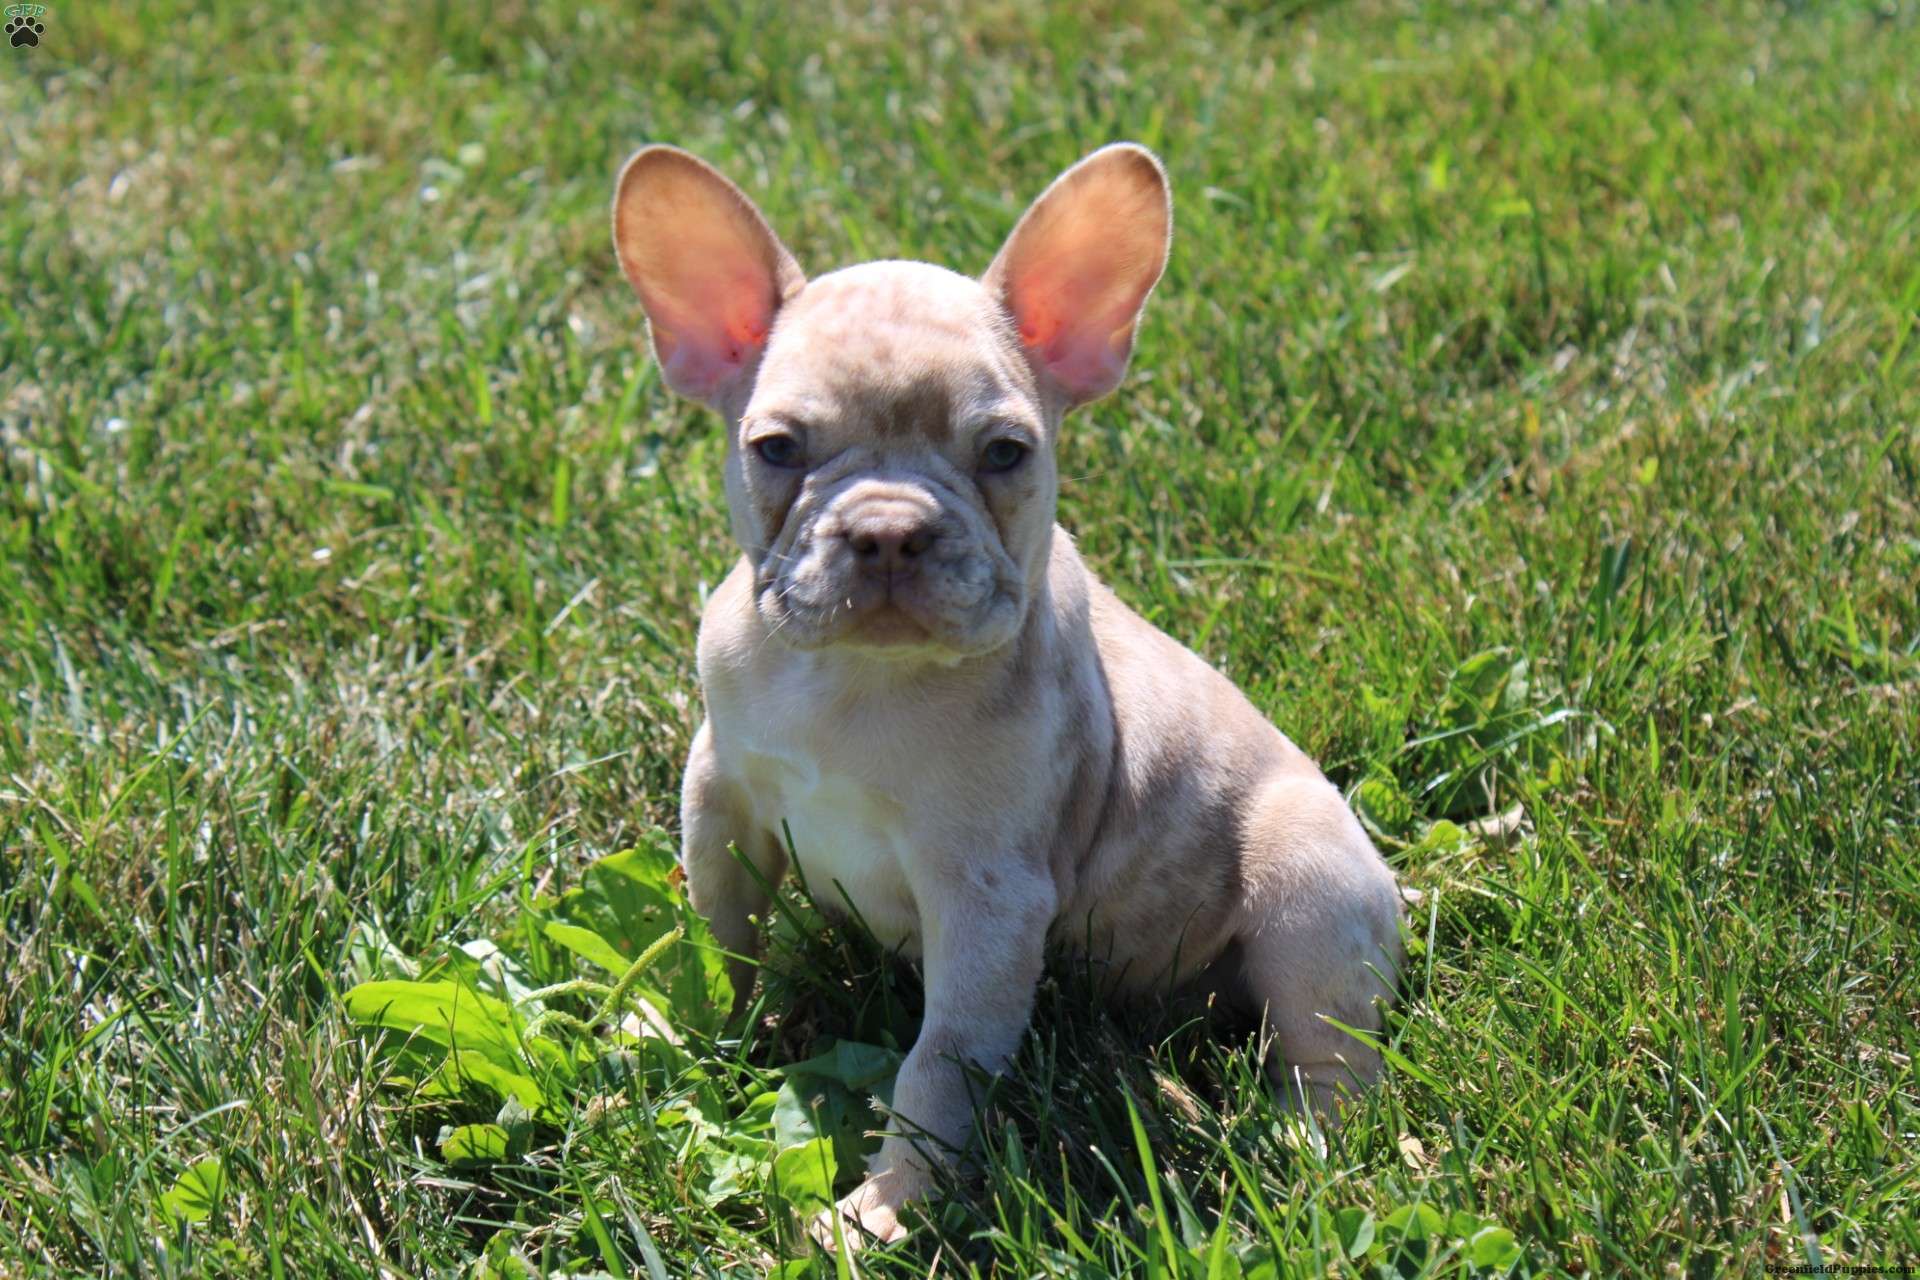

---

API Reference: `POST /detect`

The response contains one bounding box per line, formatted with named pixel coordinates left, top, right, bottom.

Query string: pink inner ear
left=990, top=146, right=1169, bottom=405
left=1011, top=268, right=1137, bottom=401
left=1018, top=312, right=1058, bottom=347
left=726, top=311, right=769, bottom=350
left=651, top=270, right=779, bottom=400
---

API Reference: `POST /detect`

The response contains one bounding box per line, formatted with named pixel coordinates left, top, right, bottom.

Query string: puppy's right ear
left=612, top=146, right=805, bottom=407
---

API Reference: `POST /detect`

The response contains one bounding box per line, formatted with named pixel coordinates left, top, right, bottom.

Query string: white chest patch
left=740, top=748, right=924, bottom=953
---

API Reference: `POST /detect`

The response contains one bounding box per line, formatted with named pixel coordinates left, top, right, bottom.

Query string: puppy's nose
left=843, top=506, right=939, bottom=572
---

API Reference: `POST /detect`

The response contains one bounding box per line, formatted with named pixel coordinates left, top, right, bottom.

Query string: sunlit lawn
left=3, top=1, right=1917, bottom=1275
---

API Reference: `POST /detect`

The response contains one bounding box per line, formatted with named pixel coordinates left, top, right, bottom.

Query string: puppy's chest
left=729, top=710, right=926, bottom=953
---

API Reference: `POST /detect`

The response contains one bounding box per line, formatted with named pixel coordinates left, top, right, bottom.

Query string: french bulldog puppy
left=611, top=142, right=1403, bottom=1247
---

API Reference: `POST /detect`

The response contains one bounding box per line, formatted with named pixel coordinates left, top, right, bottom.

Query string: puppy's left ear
left=984, top=143, right=1171, bottom=408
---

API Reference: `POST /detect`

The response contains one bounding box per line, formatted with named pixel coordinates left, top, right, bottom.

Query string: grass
left=3, top=0, right=1918, bottom=1274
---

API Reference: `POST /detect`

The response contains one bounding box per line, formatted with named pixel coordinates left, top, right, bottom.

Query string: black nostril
left=843, top=519, right=937, bottom=563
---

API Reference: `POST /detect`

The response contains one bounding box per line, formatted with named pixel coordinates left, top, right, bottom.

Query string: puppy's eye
left=980, top=439, right=1029, bottom=473
left=753, top=434, right=803, bottom=468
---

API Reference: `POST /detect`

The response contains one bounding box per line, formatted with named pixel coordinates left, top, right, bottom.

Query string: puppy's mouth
left=842, top=598, right=937, bottom=648
left=754, top=502, right=1025, bottom=658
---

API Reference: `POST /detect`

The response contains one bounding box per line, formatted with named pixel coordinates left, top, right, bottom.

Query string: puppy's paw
left=808, top=1178, right=909, bottom=1251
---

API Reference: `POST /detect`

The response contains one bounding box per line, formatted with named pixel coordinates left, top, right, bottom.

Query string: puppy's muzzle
left=840, top=495, right=941, bottom=586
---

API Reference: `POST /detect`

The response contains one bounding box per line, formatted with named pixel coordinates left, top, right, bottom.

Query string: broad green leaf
left=479, top=1229, right=536, bottom=1279
left=440, top=1122, right=510, bottom=1164
left=1353, top=772, right=1415, bottom=837
left=739, top=1089, right=782, bottom=1124
left=1468, top=1225, right=1521, bottom=1269
left=344, top=921, right=420, bottom=983
left=773, top=1079, right=826, bottom=1148
left=1453, top=648, right=1512, bottom=703
left=544, top=921, right=629, bottom=975
left=426, top=1050, right=551, bottom=1113
left=569, top=846, right=682, bottom=960
left=455, top=938, right=543, bottom=1005
left=343, top=979, right=521, bottom=1068
left=1448, top=1209, right=1489, bottom=1238
left=1240, top=1248, right=1280, bottom=1280
left=1333, top=1206, right=1375, bottom=1258
left=159, top=1157, right=227, bottom=1228
left=1415, top=819, right=1469, bottom=853
left=775, top=1076, right=880, bottom=1174
left=700, top=1148, right=764, bottom=1208
left=771, top=1138, right=837, bottom=1214
left=785, top=1039, right=902, bottom=1091
left=1382, top=1202, right=1447, bottom=1241
left=554, top=844, right=733, bottom=1035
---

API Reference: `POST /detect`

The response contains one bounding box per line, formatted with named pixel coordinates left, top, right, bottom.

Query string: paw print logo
left=4, top=3, right=47, bottom=49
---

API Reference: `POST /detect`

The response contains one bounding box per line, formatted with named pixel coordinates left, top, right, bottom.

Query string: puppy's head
left=613, top=144, right=1169, bottom=658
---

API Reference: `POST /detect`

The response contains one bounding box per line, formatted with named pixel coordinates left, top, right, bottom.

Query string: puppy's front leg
left=680, top=723, right=784, bottom=1017
left=815, top=858, right=1055, bottom=1248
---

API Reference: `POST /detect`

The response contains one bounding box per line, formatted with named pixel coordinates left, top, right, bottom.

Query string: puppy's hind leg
left=1233, top=772, right=1404, bottom=1121
left=681, top=722, right=786, bottom=1018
